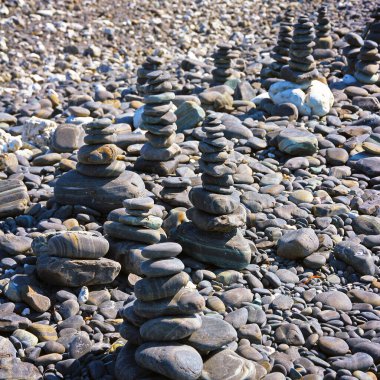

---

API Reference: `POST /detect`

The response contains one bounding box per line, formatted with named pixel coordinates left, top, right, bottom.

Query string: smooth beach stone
left=45, top=231, right=109, bottom=259
left=318, top=336, right=349, bottom=356
left=134, top=156, right=181, bottom=176
left=140, top=258, right=185, bottom=277
left=123, top=197, right=154, bottom=211
left=55, top=170, right=145, bottom=213
left=28, top=323, right=58, bottom=342
left=134, top=271, right=189, bottom=301
left=135, top=342, right=203, bottom=380
left=314, top=291, right=352, bottom=311
left=50, top=124, right=85, bottom=153
left=0, top=359, right=41, bottom=380
left=201, top=349, right=256, bottom=380
left=189, top=186, right=240, bottom=215
left=119, top=214, right=163, bottom=230
left=134, top=288, right=205, bottom=319
left=188, top=316, right=237, bottom=351
left=277, top=129, right=318, bottom=156
left=141, top=143, right=181, bottom=161
left=141, top=242, right=182, bottom=259
left=36, top=256, right=121, bottom=287
left=77, top=144, right=118, bottom=164
left=140, top=314, right=202, bottom=341
left=188, top=204, right=246, bottom=232
left=277, top=228, right=319, bottom=259
left=104, top=221, right=165, bottom=244
left=0, top=179, right=30, bottom=218
left=332, top=352, right=374, bottom=372
left=175, top=222, right=251, bottom=270
left=76, top=160, right=126, bottom=177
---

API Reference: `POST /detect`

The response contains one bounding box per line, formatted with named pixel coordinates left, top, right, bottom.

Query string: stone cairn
left=175, top=112, right=252, bottom=270
left=136, top=55, right=165, bottom=96
left=343, top=33, right=364, bottom=74
left=159, top=176, right=192, bottom=208
left=315, top=5, right=333, bottom=49
left=33, top=231, right=121, bottom=287
left=281, top=15, right=320, bottom=83
left=269, top=7, right=295, bottom=75
left=104, top=197, right=166, bottom=276
left=211, top=42, right=240, bottom=85
left=354, top=40, right=380, bottom=84
left=55, top=118, right=145, bottom=213
left=116, top=242, right=205, bottom=380
left=366, top=6, right=380, bottom=44
left=134, top=70, right=181, bottom=176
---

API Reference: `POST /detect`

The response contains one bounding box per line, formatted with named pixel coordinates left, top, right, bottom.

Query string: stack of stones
left=134, top=70, right=181, bottom=176
left=116, top=242, right=205, bottom=380
left=354, top=40, right=380, bottom=84
left=266, top=7, right=295, bottom=77
left=343, top=33, right=364, bottom=74
left=211, top=42, right=240, bottom=85
left=175, top=112, right=252, bottom=269
left=281, top=15, right=320, bottom=83
left=104, top=197, right=166, bottom=276
left=55, top=118, right=145, bottom=213
left=315, top=5, right=333, bottom=49
left=33, top=231, right=121, bottom=287
left=136, top=55, right=165, bottom=95
left=159, top=177, right=192, bottom=208
left=366, top=6, right=380, bottom=44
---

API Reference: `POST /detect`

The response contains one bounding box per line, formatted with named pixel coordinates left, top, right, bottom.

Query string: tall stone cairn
left=315, top=5, right=333, bottom=49
left=175, top=112, right=252, bottom=270
left=281, top=15, right=320, bottom=83
left=271, top=7, right=295, bottom=69
left=343, top=33, right=364, bottom=74
left=211, top=42, right=240, bottom=85
left=354, top=40, right=380, bottom=84
left=136, top=55, right=165, bottom=96
left=134, top=70, right=181, bottom=176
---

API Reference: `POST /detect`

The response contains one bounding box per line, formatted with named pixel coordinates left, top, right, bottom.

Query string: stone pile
left=116, top=242, right=205, bottom=380
left=136, top=55, right=165, bottom=95
left=266, top=7, right=295, bottom=77
left=55, top=118, right=145, bottom=213
left=134, top=70, right=181, bottom=176
left=33, top=231, right=121, bottom=287
left=315, top=5, right=333, bottom=49
left=159, top=176, right=192, bottom=208
left=366, top=6, right=380, bottom=44
left=343, top=32, right=364, bottom=74
left=281, top=15, right=319, bottom=83
left=354, top=40, right=380, bottom=84
left=104, top=197, right=166, bottom=276
left=211, top=42, right=240, bottom=85
left=175, top=112, right=252, bottom=269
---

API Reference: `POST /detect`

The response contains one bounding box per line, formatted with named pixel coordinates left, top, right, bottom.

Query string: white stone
left=78, top=286, right=89, bottom=304
left=22, top=116, right=57, bottom=150
left=251, top=92, right=270, bottom=106
left=268, top=80, right=309, bottom=99
left=304, top=80, right=334, bottom=117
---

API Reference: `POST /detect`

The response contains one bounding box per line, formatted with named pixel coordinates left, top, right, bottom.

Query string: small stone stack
left=343, top=33, right=364, bottom=74
left=104, top=197, right=166, bottom=275
left=55, top=118, right=145, bottom=213
left=270, top=7, right=295, bottom=70
left=134, top=70, right=181, bottom=176
left=211, top=42, right=240, bottom=85
left=315, top=5, right=333, bottom=49
left=354, top=40, right=380, bottom=84
left=136, top=56, right=165, bottom=96
left=281, top=16, right=320, bottom=83
left=33, top=231, right=121, bottom=287
left=159, top=177, right=192, bottom=208
left=117, top=242, right=205, bottom=380
left=366, top=6, right=380, bottom=44
left=175, top=113, right=252, bottom=269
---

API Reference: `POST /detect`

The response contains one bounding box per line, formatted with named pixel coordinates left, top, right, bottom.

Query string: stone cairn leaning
left=33, top=231, right=121, bottom=287
left=354, top=40, right=380, bottom=84
left=104, top=197, right=166, bottom=276
left=136, top=55, right=165, bottom=96
left=175, top=112, right=252, bottom=270
left=115, top=242, right=205, bottom=380
left=55, top=118, right=145, bottom=213
left=134, top=70, right=181, bottom=176
left=315, top=5, right=333, bottom=49
left=211, top=42, right=240, bottom=85
left=281, top=15, right=319, bottom=83
left=343, top=33, right=364, bottom=74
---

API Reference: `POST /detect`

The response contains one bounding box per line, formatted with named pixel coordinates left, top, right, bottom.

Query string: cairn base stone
left=175, top=222, right=251, bottom=269
left=54, top=170, right=145, bottom=213
left=134, top=156, right=181, bottom=176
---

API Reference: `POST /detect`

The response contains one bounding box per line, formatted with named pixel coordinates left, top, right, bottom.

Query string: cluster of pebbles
left=0, top=0, right=380, bottom=379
